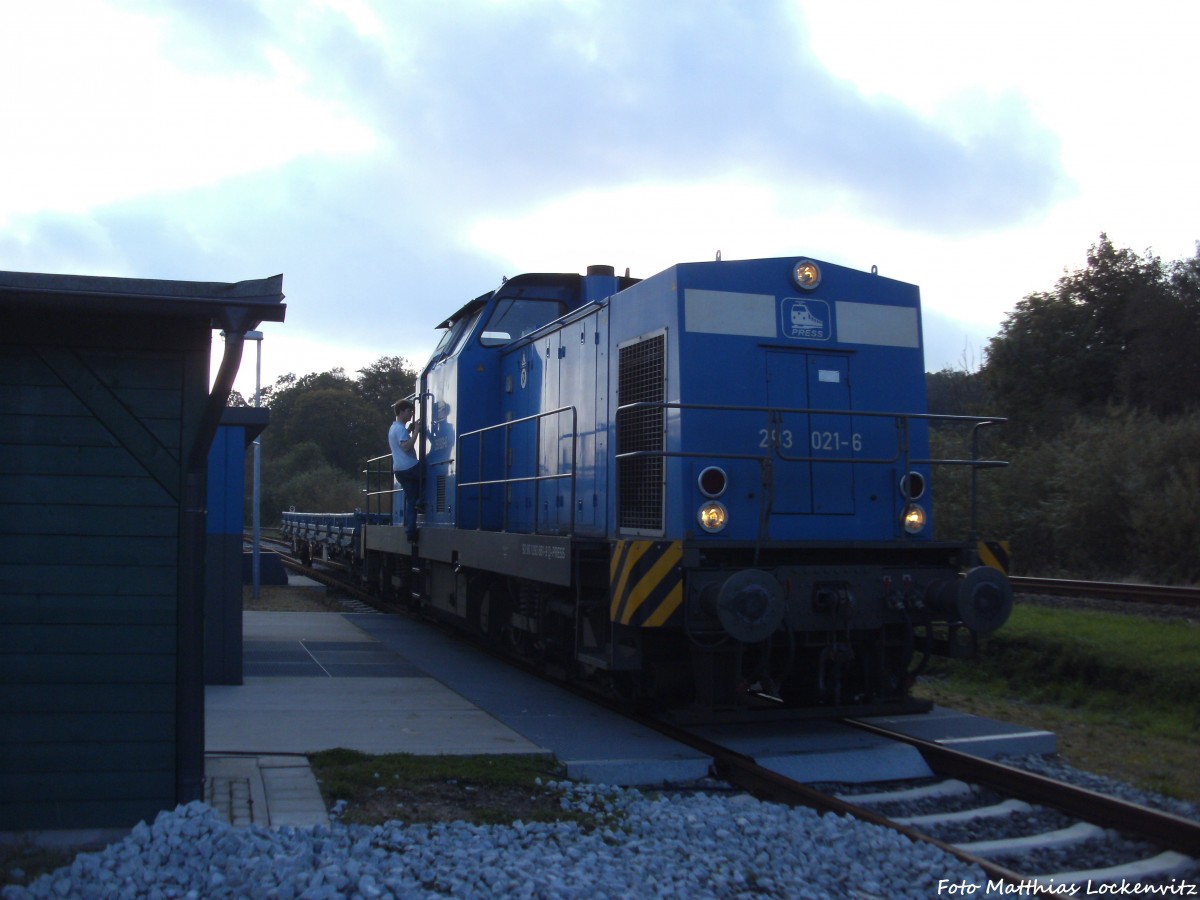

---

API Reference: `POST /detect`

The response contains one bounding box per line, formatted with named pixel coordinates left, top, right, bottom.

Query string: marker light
left=792, top=260, right=821, bottom=291
left=698, top=501, right=728, bottom=533
left=902, top=503, right=927, bottom=534
left=697, top=466, right=727, bottom=498
left=900, top=471, right=926, bottom=500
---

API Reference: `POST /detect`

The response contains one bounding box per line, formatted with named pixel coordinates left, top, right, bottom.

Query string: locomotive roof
left=435, top=272, right=583, bottom=329
left=436, top=289, right=494, bottom=330
left=435, top=270, right=641, bottom=329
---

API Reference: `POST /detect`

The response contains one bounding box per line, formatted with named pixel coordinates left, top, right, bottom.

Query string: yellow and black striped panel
left=609, top=540, right=683, bottom=628
left=977, top=540, right=1010, bottom=574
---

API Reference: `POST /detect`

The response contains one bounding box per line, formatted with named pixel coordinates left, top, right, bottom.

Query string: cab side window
left=480, top=299, right=565, bottom=347
left=450, top=309, right=483, bottom=356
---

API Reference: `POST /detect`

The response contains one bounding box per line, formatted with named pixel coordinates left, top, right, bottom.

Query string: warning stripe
left=609, top=540, right=683, bottom=627
left=977, top=540, right=1010, bottom=574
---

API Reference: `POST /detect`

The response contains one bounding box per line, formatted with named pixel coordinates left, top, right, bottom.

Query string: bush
left=257, top=440, right=364, bottom=521
left=270, top=468, right=363, bottom=518
left=1127, top=415, right=1200, bottom=582
left=973, top=409, right=1200, bottom=581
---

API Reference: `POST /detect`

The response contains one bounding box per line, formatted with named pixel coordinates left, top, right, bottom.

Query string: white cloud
left=466, top=180, right=1051, bottom=370
left=0, top=1, right=378, bottom=224
left=469, top=181, right=800, bottom=279
left=7, top=0, right=1197, bottom=388
left=796, top=0, right=1199, bottom=262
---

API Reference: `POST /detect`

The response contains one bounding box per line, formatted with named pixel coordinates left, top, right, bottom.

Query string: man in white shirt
left=388, top=399, right=422, bottom=543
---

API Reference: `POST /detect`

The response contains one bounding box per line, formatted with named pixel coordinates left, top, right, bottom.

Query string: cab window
left=432, top=308, right=483, bottom=361
left=480, top=298, right=565, bottom=347
left=450, top=308, right=483, bottom=356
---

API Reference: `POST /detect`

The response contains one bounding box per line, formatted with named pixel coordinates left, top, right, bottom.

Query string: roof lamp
left=792, top=260, right=821, bottom=291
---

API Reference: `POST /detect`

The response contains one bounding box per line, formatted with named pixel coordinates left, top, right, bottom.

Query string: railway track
left=263, top=540, right=1199, bottom=891
left=1011, top=576, right=1200, bottom=609
left=617, top=709, right=1200, bottom=891
left=838, top=721, right=1200, bottom=888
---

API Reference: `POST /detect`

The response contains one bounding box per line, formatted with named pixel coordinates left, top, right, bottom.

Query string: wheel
left=464, top=575, right=508, bottom=643
left=376, top=554, right=395, bottom=603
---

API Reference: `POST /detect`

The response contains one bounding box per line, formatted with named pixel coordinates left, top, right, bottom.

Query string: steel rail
left=846, top=718, right=1200, bottom=857
left=638, top=719, right=1034, bottom=888
left=1011, top=576, right=1200, bottom=608
left=273, top=551, right=399, bottom=614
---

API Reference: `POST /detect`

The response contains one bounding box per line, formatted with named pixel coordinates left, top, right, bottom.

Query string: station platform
left=204, top=607, right=711, bottom=828
left=205, top=594, right=1056, bottom=829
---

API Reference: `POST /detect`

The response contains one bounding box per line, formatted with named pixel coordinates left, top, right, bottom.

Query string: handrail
left=614, top=401, right=1007, bottom=468
left=614, top=400, right=1007, bottom=539
left=363, top=452, right=397, bottom=520
left=457, top=405, right=579, bottom=535
left=360, top=402, right=1005, bottom=536
left=362, top=390, right=424, bottom=521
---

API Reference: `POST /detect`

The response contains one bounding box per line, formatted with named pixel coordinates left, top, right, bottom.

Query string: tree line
left=929, top=234, right=1200, bottom=583
left=238, top=234, right=1200, bottom=583
left=231, top=356, right=419, bottom=525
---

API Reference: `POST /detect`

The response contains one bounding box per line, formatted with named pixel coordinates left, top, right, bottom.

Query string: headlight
left=698, top=501, right=728, bottom=533
left=792, top=259, right=821, bottom=290
left=902, top=503, right=927, bottom=534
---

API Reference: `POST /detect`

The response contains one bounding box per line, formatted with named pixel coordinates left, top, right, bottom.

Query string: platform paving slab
left=345, top=614, right=713, bottom=786
left=205, top=611, right=547, bottom=829
left=692, top=707, right=1056, bottom=786
left=692, top=719, right=935, bottom=784
left=853, top=706, right=1058, bottom=758
left=204, top=755, right=266, bottom=826
left=207, top=676, right=545, bottom=756
left=258, top=757, right=330, bottom=828
left=204, top=754, right=329, bottom=829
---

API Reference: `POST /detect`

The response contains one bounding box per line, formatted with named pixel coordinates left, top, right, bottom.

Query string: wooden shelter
left=0, top=270, right=285, bottom=831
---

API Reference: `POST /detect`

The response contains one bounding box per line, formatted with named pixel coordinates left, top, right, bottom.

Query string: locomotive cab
left=420, top=267, right=636, bottom=534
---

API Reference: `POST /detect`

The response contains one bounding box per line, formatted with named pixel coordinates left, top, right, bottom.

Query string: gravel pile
left=9, top=758, right=1198, bottom=898
left=4, top=782, right=1001, bottom=899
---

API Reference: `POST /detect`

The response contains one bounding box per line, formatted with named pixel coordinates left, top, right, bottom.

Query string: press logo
left=780, top=297, right=830, bottom=341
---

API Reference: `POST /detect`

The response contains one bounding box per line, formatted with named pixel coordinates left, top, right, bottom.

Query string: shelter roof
left=0, top=270, right=286, bottom=332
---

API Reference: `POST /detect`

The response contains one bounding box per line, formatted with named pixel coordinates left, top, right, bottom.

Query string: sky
left=2, top=0, right=1196, bottom=400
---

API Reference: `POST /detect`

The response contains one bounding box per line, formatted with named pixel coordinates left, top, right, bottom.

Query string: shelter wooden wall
left=0, top=314, right=207, bottom=830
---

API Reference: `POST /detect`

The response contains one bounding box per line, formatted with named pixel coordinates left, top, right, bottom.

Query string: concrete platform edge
left=204, top=753, right=329, bottom=829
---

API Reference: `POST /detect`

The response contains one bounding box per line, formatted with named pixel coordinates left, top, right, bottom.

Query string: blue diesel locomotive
left=285, top=254, right=1011, bottom=715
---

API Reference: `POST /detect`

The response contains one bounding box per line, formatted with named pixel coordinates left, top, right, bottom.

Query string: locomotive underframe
left=356, top=523, right=980, bottom=715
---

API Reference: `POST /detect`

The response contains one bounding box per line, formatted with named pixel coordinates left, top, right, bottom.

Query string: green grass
left=309, top=748, right=563, bottom=792
left=914, top=601, right=1200, bottom=801
left=306, top=749, right=613, bottom=828
left=946, top=605, right=1200, bottom=738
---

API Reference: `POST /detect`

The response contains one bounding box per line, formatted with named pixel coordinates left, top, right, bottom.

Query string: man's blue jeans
left=393, top=468, right=421, bottom=542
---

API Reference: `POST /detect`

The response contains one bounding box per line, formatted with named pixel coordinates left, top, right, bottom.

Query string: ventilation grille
left=617, top=334, right=665, bottom=531
left=436, top=475, right=447, bottom=513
